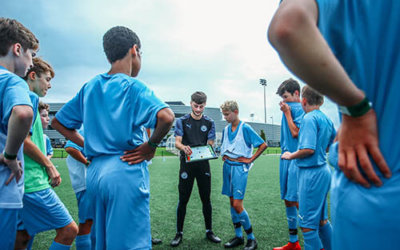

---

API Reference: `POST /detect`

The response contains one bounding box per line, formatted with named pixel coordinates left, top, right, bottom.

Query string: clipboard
left=185, top=145, right=218, bottom=163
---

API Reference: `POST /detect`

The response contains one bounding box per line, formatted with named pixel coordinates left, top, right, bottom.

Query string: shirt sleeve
left=1, top=76, right=33, bottom=130
left=292, top=108, right=304, bottom=128
left=174, top=118, right=183, bottom=137
left=298, top=115, right=317, bottom=150
left=55, top=86, right=85, bottom=129
left=208, top=120, right=216, bottom=140
left=131, top=81, right=169, bottom=129
left=64, top=129, right=84, bottom=152
left=64, top=139, right=83, bottom=152
left=243, top=123, right=264, bottom=148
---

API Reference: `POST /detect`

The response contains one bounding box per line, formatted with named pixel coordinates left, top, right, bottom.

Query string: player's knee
left=232, top=202, right=243, bottom=213
left=57, top=221, right=78, bottom=242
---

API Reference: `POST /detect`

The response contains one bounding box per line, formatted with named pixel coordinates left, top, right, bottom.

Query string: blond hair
left=220, top=100, right=239, bottom=112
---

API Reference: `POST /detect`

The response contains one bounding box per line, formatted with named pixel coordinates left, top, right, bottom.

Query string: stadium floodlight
left=259, top=79, right=267, bottom=124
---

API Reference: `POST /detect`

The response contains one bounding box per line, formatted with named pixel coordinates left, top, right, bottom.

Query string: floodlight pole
left=259, top=79, right=267, bottom=124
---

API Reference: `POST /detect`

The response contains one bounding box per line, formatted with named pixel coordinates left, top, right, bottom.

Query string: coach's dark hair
left=0, top=18, right=39, bottom=56
left=191, top=91, right=207, bottom=104
left=302, top=85, right=324, bottom=106
left=276, top=78, right=300, bottom=96
left=103, top=26, right=141, bottom=63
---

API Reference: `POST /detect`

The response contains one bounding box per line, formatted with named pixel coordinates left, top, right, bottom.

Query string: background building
left=45, top=102, right=280, bottom=149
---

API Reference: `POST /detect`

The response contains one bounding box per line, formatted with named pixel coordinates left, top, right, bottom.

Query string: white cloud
left=2, top=0, right=340, bottom=129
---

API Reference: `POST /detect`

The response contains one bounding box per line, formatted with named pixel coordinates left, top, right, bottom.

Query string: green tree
left=260, top=129, right=266, bottom=142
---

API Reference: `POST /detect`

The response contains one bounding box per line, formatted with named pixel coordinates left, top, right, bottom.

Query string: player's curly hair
left=103, top=26, right=141, bottom=63
left=38, top=101, right=49, bottom=113
left=0, top=18, right=39, bottom=56
left=302, top=85, right=324, bottom=106
left=276, top=78, right=300, bottom=96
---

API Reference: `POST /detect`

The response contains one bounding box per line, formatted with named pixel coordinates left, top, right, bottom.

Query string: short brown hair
left=220, top=100, right=239, bottom=112
left=0, top=18, right=39, bottom=56
left=24, top=57, right=55, bottom=80
left=38, top=101, right=49, bottom=113
left=191, top=91, right=207, bottom=104
left=276, top=78, right=300, bottom=96
left=301, top=85, right=324, bottom=106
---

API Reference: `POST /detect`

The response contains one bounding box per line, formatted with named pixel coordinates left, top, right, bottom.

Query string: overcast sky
left=2, top=0, right=339, bottom=127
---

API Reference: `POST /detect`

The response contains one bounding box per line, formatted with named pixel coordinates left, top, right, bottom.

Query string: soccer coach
left=170, top=91, right=221, bottom=247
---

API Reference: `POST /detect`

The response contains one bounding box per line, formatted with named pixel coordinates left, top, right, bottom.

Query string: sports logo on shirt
left=181, top=172, right=188, bottom=179
left=201, top=125, right=207, bottom=132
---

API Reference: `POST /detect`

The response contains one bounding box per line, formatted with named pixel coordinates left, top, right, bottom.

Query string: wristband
left=148, top=141, right=158, bottom=148
left=3, top=151, right=17, bottom=160
left=85, top=160, right=90, bottom=166
left=338, top=97, right=372, bottom=117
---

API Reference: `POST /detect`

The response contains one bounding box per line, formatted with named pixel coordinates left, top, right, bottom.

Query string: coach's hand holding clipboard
left=185, top=145, right=218, bottom=163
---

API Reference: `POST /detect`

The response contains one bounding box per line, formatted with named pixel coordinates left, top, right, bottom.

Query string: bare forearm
left=284, top=111, right=299, bottom=138
left=23, top=137, right=53, bottom=168
left=150, top=108, right=174, bottom=144
left=51, top=117, right=84, bottom=147
left=5, top=106, right=33, bottom=155
left=207, top=140, right=214, bottom=147
left=65, top=147, right=87, bottom=165
left=175, top=139, right=185, bottom=151
left=251, top=143, right=267, bottom=162
left=268, top=0, right=364, bottom=106
left=290, top=148, right=314, bottom=160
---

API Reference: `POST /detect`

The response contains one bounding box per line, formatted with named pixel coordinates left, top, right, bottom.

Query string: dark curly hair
left=0, top=18, right=39, bottom=56
left=103, top=26, right=141, bottom=63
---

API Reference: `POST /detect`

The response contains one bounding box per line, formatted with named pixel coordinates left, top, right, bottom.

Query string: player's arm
left=1, top=105, right=33, bottom=185
left=175, top=136, right=192, bottom=155
left=23, top=135, right=61, bottom=187
left=268, top=0, right=390, bottom=187
left=281, top=148, right=314, bottom=160
left=121, top=107, right=174, bottom=164
left=65, top=147, right=89, bottom=166
left=280, top=102, right=299, bottom=138
left=251, top=143, right=267, bottom=162
left=227, top=143, right=267, bottom=164
left=51, top=117, right=84, bottom=147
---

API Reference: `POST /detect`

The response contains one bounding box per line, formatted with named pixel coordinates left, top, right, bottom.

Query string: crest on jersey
left=201, top=125, right=207, bottom=132
left=181, top=172, right=188, bottom=179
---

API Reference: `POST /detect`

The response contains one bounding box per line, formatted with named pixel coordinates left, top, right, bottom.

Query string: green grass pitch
left=33, top=155, right=308, bottom=249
